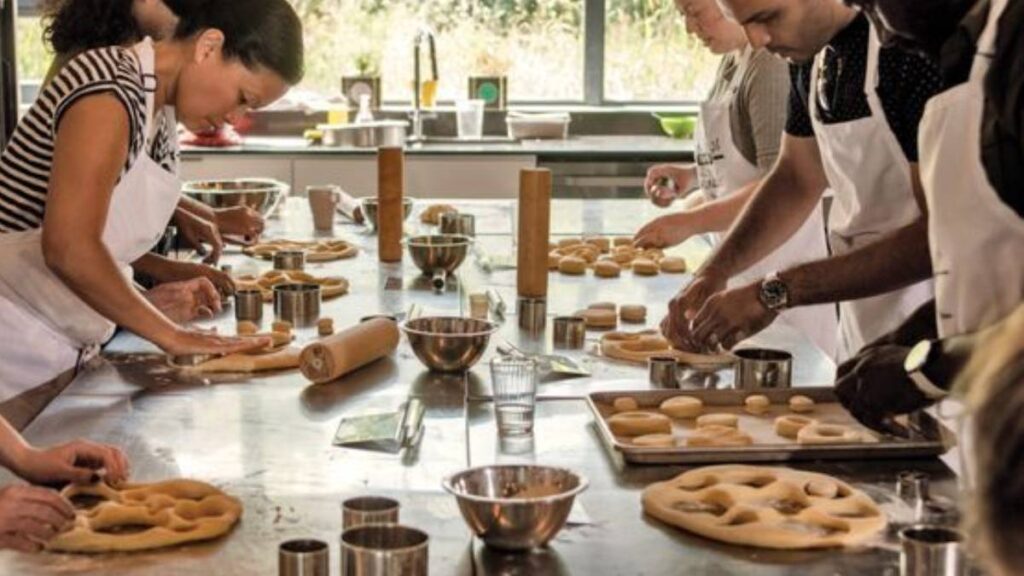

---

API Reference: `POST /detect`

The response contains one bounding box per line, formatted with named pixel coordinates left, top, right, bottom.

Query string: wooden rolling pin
left=516, top=168, right=552, bottom=298
left=377, top=147, right=404, bottom=263
left=299, top=318, right=400, bottom=383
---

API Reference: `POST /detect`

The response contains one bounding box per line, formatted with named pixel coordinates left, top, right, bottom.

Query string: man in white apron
left=638, top=0, right=836, bottom=357
left=834, top=0, right=1024, bottom=431
left=662, top=0, right=939, bottom=364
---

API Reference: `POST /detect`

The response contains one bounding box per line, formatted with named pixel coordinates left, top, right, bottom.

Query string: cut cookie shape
left=659, top=256, right=688, bottom=274
left=600, top=330, right=734, bottom=367
left=744, top=395, right=771, bottom=415
left=632, top=258, right=659, bottom=276
left=686, top=425, right=752, bottom=447
left=243, top=239, right=358, bottom=262
left=235, top=269, right=350, bottom=302
left=696, top=413, right=739, bottom=429
left=595, top=260, right=622, bottom=278
left=633, top=433, right=676, bottom=448
left=608, top=411, right=672, bottom=436
left=558, top=255, right=588, bottom=275
left=774, top=415, right=816, bottom=439
left=620, top=305, right=647, bottom=324
left=660, top=396, right=704, bottom=419
left=797, top=423, right=864, bottom=445
left=789, top=395, right=816, bottom=413
left=613, top=397, right=639, bottom=413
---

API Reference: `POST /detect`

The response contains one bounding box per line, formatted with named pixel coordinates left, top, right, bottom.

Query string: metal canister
left=552, top=316, right=585, bottom=349
left=274, top=250, right=306, bottom=271
left=648, top=356, right=680, bottom=388
left=517, top=297, right=547, bottom=332
left=279, top=539, right=329, bottom=576
left=733, top=348, right=792, bottom=389
left=235, top=289, right=264, bottom=323
left=273, top=283, right=321, bottom=327
left=340, top=525, right=428, bottom=576
left=899, top=525, right=965, bottom=576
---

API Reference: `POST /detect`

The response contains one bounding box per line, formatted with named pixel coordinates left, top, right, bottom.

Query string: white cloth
left=809, top=27, right=934, bottom=362
left=920, top=0, right=1024, bottom=338
left=696, top=46, right=837, bottom=358
left=0, top=38, right=181, bottom=398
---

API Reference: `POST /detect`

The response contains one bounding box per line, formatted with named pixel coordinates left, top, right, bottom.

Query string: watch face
left=904, top=339, right=933, bottom=373
left=761, top=278, right=787, bottom=309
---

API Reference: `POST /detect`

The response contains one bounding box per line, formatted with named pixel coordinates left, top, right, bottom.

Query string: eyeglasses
left=815, top=46, right=844, bottom=118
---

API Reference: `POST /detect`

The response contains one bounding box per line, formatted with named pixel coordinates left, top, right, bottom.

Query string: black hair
left=44, top=0, right=304, bottom=85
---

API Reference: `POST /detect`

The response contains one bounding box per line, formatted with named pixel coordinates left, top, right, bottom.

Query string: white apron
left=0, top=38, right=181, bottom=398
left=920, top=0, right=1023, bottom=338
left=809, top=28, right=934, bottom=361
left=696, top=47, right=837, bottom=358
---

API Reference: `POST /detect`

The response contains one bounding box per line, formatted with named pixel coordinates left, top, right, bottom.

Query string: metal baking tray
left=587, top=388, right=954, bottom=465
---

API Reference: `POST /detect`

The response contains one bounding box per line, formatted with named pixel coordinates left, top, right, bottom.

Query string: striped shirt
left=0, top=46, right=177, bottom=232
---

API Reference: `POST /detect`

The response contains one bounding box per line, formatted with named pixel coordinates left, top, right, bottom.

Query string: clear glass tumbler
left=490, top=357, right=537, bottom=436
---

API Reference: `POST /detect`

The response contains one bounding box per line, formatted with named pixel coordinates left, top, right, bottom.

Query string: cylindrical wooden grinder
left=377, top=147, right=404, bottom=262
left=299, top=318, right=400, bottom=383
left=516, top=168, right=551, bottom=298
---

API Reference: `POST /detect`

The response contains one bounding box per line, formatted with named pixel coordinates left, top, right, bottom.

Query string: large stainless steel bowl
left=401, top=316, right=498, bottom=372
left=443, top=465, right=589, bottom=551
left=404, top=235, right=473, bottom=275
left=182, top=178, right=288, bottom=216
left=360, top=197, right=415, bottom=230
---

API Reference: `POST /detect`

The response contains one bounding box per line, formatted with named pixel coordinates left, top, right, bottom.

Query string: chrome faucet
left=409, top=27, right=438, bottom=143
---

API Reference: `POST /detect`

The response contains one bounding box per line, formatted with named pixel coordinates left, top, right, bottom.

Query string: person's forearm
left=133, top=253, right=186, bottom=284
left=0, top=417, right=30, bottom=472
left=784, top=217, right=932, bottom=307
left=699, top=162, right=823, bottom=279
left=176, top=196, right=216, bottom=222
left=686, top=179, right=759, bottom=235
left=45, top=240, right=179, bottom=345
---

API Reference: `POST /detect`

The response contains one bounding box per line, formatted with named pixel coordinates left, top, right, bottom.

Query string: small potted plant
left=468, top=52, right=510, bottom=110
left=342, top=51, right=382, bottom=110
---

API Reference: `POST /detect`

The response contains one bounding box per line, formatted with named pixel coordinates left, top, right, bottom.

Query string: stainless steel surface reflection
left=0, top=198, right=910, bottom=576
left=443, top=465, right=587, bottom=551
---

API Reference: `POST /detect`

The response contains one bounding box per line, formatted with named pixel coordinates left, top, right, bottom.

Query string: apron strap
left=970, top=0, right=1010, bottom=81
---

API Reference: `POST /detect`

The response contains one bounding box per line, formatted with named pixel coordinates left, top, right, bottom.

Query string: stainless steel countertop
left=0, top=198, right=959, bottom=574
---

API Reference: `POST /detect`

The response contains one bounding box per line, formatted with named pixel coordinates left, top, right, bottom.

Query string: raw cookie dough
left=187, top=347, right=302, bottom=374
left=744, top=395, right=771, bottom=416
left=620, top=305, right=647, bottom=324
left=797, top=423, right=864, bottom=445
left=548, top=251, right=563, bottom=270
left=594, top=260, right=622, bottom=278
left=584, top=237, right=611, bottom=253
left=236, top=321, right=259, bottom=336
left=612, top=397, right=639, bottom=413
left=590, top=302, right=617, bottom=311
left=774, top=415, right=816, bottom=439
left=659, top=256, right=688, bottom=274
left=581, top=308, right=618, bottom=330
left=686, top=425, right=753, bottom=447
left=48, top=480, right=243, bottom=553
left=608, top=411, right=672, bottom=436
left=243, top=239, right=358, bottom=262
left=659, top=396, right=704, bottom=419
left=317, top=318, right=335, bottom=336
left=600, top=330, right=734, bottom=367
left=612, top=236, right=634, bottom=247
left=641, top=465, right=887, bottom=549
left=632, top=258, right=659, bottom=276
left=558, top=255, right=588, bottom=275
left=633, top=433, right=676, bottom=448
left=272, top=320, right=293, bottom=335
left=557, top=238, right=583, bottom=250
left=789, top=395, right=816, bottom=413
left=420, top=204, right=458, bottom=225
left=696, top=413, right=739, bottom=429
left=235, top=270, right=350, bottom=302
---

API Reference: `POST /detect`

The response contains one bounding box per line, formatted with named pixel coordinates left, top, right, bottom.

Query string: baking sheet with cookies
left=587, top=388, right=954, bottom=465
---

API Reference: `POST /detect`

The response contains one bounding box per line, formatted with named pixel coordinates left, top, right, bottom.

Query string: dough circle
left=659, top=396, right=703, bottom=419
left=659, top=256, right=688, bottom=274
left=744, top=395, right=771, bottom=415
left=594, top=260, right=622, bottom=278
left=317, top=317, right=335, bottom=337
left=582, top=308, right=618, bottom=330
left=774, top=415, right=816, bottom=439
left=48, top=480, right=242, bottom=553
left=620, top=305, right=647, bottom=324
left=789, top=395, right=816, bottom=413
left=696, top=413, right=739, bottom=429
left=558, top=255, right=588, bottom=275
left=632, top=258, right=659, bottom=276
left=608, top=411, right=672, bottom=436
left=797, top=423, right=864, bottom=445
left=686, top=425, right=752, bottom=447
left=612, top=397, right=639, bottom=413
left=633, top=433, right=676, bottom=448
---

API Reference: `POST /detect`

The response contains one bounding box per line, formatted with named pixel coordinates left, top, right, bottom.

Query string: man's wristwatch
left=904, top=339, right=949, bottom=400
left=758, top=272, right=790, bottom=312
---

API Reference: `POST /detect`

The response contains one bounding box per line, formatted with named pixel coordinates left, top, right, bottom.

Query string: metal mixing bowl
left=404, top=235, right=473, bottom=275
left=182, top=178, right=288, bottom=216
left=360, top=197, right=415, bottom=229
left=442, top=465, right=589, bottom=551
left=401, top=316, right=499, bottom=372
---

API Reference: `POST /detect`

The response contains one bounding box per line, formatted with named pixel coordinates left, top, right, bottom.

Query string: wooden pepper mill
left=377, top=146, right=404, bottom=263
left=516, top=168, right=551, bottom=330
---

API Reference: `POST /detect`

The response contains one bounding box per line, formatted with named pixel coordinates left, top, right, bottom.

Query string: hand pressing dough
left=789, top=395, right=816, bottom=413
left=420, top=203, right=457, bottom=225
left=558, top=255, right=588, bottom=275
left=696, top=413, right=739, bottom=429
left=581, top=308, right=618, bottom=330
left=608, top=411, right=672, bottom=436
left=600, top=330, right=734, bottom=367
left=797, top=423, right=864, bottom=445
left=633, top=433, right=676, bottom=448
left=612, top=397, right=639, bottom=412
left=236, top=321, right=259, bottom=336
left=774, top=415, right=816, bottom=439
left=243, top=239, right=357, bottom=262
left=641, top=465, right=887, bottom=549
left=660, top=396, right=703, bottom=419
left=686, top=425, right=753, bottom=447
left=594, top=260, right=622, bottom=278
left=744, top=395, right=771, bottom=415
left=659, top=256, right=688, bottom=274
left=620, top=305, right=647, bottom=324
left=632, top=258, right=659, bottom=276
left=47, top=480, right=242, bottom=553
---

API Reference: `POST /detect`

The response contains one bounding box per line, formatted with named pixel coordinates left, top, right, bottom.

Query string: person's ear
left=193, top=29, right=226, bottom=64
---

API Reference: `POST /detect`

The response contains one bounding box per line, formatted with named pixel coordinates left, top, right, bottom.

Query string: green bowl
left=653, top=113, right=698, bottom=139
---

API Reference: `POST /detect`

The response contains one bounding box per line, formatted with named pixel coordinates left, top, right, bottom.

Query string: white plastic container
left=455, top=99, right=486, bottom=139
left=505, top=111, right=571, bottom=140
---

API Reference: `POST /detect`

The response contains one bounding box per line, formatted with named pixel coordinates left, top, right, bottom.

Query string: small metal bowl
left=182, top=178, right=288, bottom=216
left=360, top=197, right=416, bottom=230
left=404, top=235, right=474, bottom=276
left=401, top=316, right=499, bottom=372
left=442, top=465, right=588, bottom=551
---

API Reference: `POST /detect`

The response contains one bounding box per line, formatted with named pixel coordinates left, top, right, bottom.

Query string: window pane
left=294, top=0, right=583, bottom=103
left=16, top=17, right=49, bottom=81
left=604, top=0, right=718, bottom=102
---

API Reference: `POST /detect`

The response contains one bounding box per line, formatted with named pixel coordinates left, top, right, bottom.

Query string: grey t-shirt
left=705, top=47, right=790, bottom=172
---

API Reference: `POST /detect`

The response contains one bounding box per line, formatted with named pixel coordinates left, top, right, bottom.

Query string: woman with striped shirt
left=0, top=0, right=304, bottom=396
